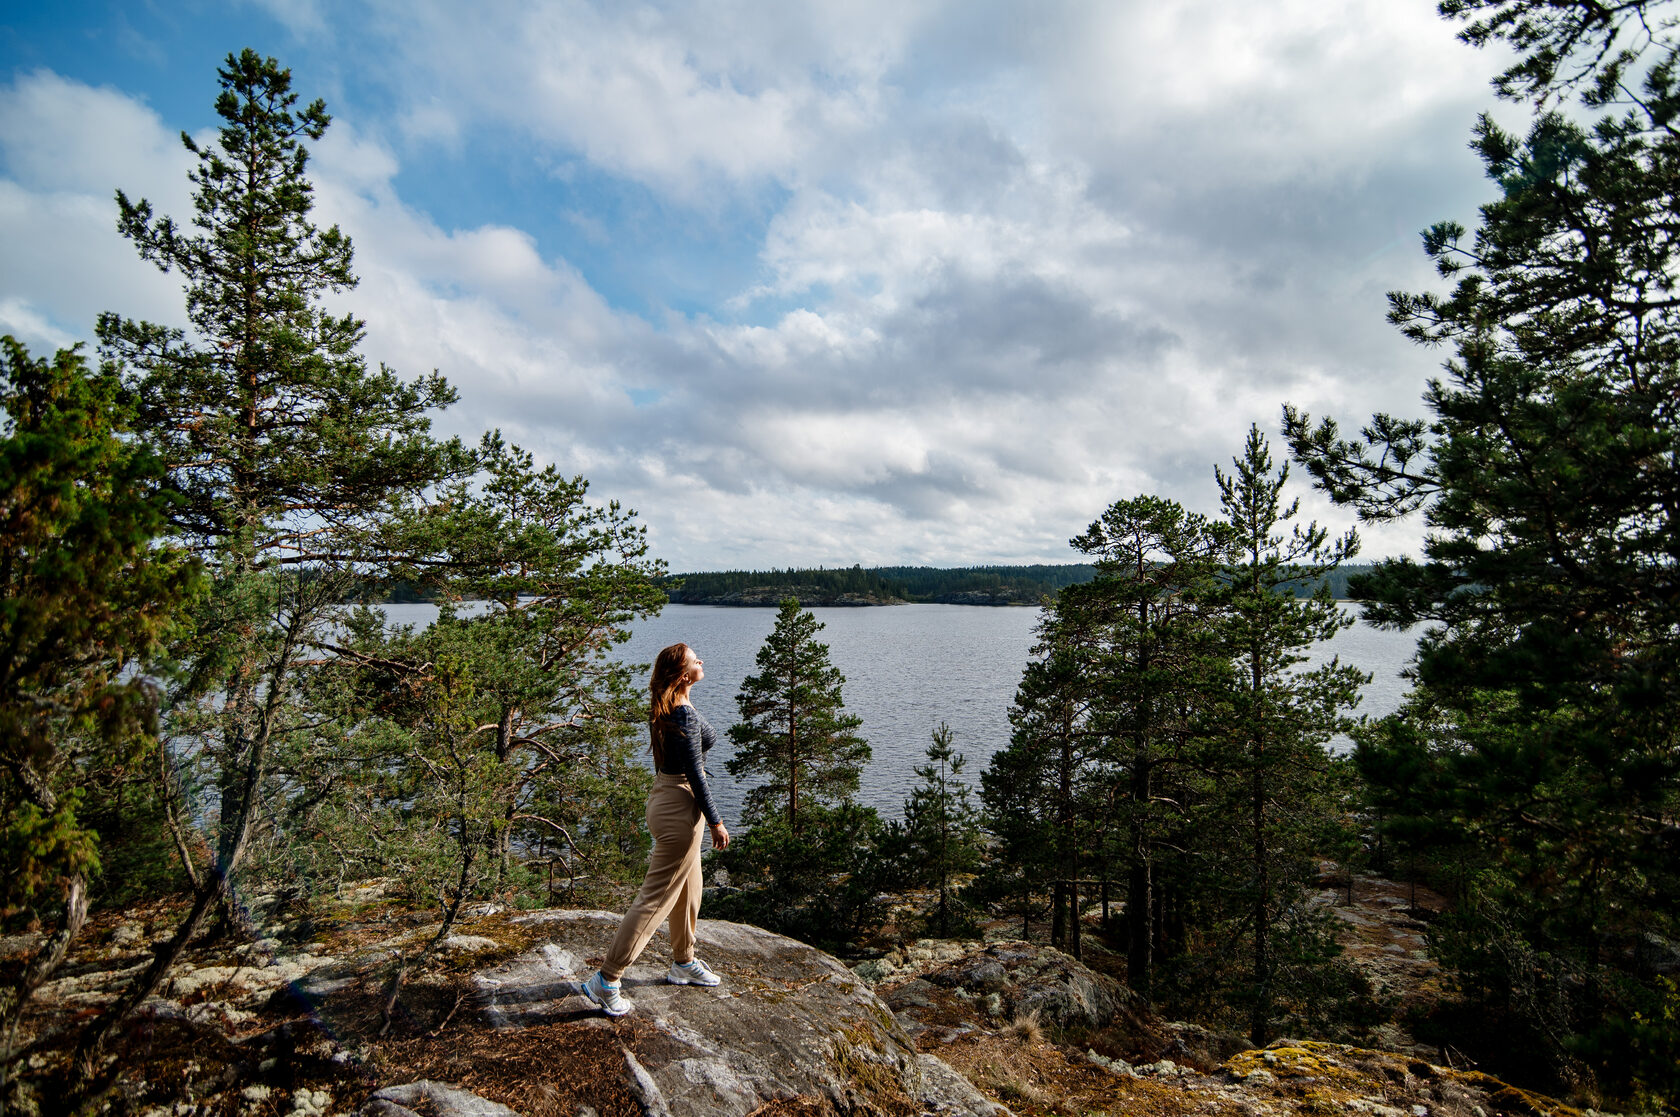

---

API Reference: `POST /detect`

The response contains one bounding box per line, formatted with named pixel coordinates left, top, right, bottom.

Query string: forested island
left=663, top=562, right=1380, bottom=606
left=5, top=7, right=1680, bottom=1115
left=662, top=563, right=1092, bottom=605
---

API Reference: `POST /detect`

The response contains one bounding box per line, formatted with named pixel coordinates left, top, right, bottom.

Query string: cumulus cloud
left=2, top=2, right=1510, bottom=567
left=244, top=0, right=330, bottom=38
left=0, top=70, right=195, bottom=350
left=356, top=0, right=920, bottom=197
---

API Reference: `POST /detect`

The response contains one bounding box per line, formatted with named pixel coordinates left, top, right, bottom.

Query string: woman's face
left=685, top=651, right=704, bottom=685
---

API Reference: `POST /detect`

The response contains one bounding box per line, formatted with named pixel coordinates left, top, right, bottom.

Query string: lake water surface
left=385, top=601, right=1422, bottom=821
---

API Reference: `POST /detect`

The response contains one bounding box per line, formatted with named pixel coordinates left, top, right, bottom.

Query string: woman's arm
left=670, top=707, right=724, bottom=829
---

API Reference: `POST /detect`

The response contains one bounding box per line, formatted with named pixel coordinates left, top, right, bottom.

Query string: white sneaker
left=582, top=970, right=632, bottom=1015
left=667, top=958, right=721, bottom=986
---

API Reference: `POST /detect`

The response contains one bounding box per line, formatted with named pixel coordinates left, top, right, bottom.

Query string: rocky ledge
left=439, top=911, right=1000, bottom=1116
left=858, top=937, right=1620, bottom=1117
left=7, top=902, right=1623, bottom=1117
left=9, top=908, right=998, bottom=1117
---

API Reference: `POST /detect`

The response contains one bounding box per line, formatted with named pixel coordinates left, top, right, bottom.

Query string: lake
left=383, top=601, right=1422, bottom=821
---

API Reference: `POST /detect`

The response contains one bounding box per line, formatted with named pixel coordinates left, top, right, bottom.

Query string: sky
left=0, top=1, right=1515, bottom=571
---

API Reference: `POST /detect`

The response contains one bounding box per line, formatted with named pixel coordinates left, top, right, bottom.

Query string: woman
left=583, top=642, right=730, bottom=1016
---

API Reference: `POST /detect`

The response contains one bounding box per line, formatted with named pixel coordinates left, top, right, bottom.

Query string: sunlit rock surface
left=420, top=910, right=1007, bottom=1117
left=4, top=896, right=1623, bottom=1117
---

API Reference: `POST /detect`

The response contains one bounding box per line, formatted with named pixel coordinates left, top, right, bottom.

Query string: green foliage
left=363, top=653, right=507, bottom=915
left=716, top=600, right=883, bottom=947
left=97, top=49, right=469, bottom=902
left=978, top=494, right=1239, bottom=974
left=895, top=724, right=985, bottom=936
left=978, top=429, right=1364, bottom=1042
left=13, top=47, right=665, bottom=1083
left=1285, top=2, right=1680, bottom=1099
left=1588, top=975, right=1680, bottom=1109
left=101, top=49, right=462, bottom=562
left=978, top=601, right=1105, bottom=946
left=668, top=563, right=1380, bottom=606
left=1204, top=427, right=1366, bottom=1044
left=0, top=336, right=199, bottom=1089
left=0, top=337, right=198, bottom=924
left=1439, top=0, right=1660, bottom=104
left=665, top=565, right=912, bottom=604
left=874, top=564, right=1098, bottom=603
left=1262, top=906, right=1391, bottom=1041
left=77, top=759, right=194, bottom=910
left=278, top=436, right=665, bottom=911
left=0, top=799, right=99, bottom=920
left=1068, top=493, right=1231, bottom=999
left=708, top=803, right=887, bottom=950
left=726, top=599, right=870, bottom=834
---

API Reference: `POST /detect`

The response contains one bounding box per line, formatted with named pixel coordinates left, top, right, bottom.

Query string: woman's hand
left=709, top=822, right=730, bottom=851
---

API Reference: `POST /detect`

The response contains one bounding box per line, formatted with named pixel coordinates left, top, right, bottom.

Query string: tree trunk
left=0, top=875, right=87, bottom=1085
left=72, top=706, right=273, bottom=1096
left=787, top=680, right=799, bottom=838
left=1127, top=753, right=1153, bottom=1000
left=382, top=846, right=478, bottom=1036
left=1054, top=717, right=1074, bottom=951
left=1250, top=739, right=1271, bottom=1047
left=1069, top=877, right=1081, bottom=958
left=494, top=706, right=517, bottom=883
left=73, top=868, right=219, bottom=1093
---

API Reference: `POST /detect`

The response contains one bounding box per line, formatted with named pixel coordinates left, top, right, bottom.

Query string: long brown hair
left=648, top=642, right=694, bottom=770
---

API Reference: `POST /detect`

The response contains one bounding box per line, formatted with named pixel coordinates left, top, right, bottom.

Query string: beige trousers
left=602, top=773, right=705, bottom=981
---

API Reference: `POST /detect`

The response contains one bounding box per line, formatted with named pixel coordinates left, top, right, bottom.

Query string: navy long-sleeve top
left=659, top=704, right=723, bottom=827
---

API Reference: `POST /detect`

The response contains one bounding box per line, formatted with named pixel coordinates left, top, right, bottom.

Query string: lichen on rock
left=453, top=910, right=1005, bottom=1117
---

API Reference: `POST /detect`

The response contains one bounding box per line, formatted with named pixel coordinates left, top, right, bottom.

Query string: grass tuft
left=1010, top=1010, right=1044, bottom=1044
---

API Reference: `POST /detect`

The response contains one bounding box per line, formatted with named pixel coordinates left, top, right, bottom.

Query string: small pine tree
left=901, top=723, right=984, bottom=936
left=980, top=607, right=1103, bottom=949
left=713, top=599, right=882, bottom=946
left=727, top=599, right=870, bottom=834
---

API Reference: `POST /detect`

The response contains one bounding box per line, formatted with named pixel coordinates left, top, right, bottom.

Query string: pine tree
left=1211, top=425, right=1365, bottom=1045
left=1283, top=1, right=1680, bottom=1096
left=1066, top=494, right=1229, bottom=999
left=980, top=600, right=1106, bottom=951
left=98, top=48, right=463, bottom=882
left=287, top=435, right=665, bottom=917
left=711, top=599, right=883, bottom=947
left=77, top=50, right=465, bottom=1072
left=727, top=599, right=870, bottom=834
left=981, top=497, right=1230, bottom=970
left=900, top=724, right=984, bottom=936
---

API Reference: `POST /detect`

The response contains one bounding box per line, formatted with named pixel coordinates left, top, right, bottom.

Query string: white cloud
left=361, top=0, right=923, bottom=196
left=0, top=69, right=190, bottom=199
left=2, top=0, right=1511, bottom=567
left=1040, top=1, right=1492, bottom=178
left=0, top=72, right=197, bottom=349
left=244, top=0, right=329, bottom=38
left=0, top=297, right=76, bottom=353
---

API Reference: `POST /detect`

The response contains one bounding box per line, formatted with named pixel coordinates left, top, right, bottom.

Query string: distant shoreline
left=661, top=562, right=1381, bottom=607
left=663, top=590, right=1038, bottom=607
left=367, top=562, right=1382, bottom=607
left=662, top=564, right=1098, bottom=608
